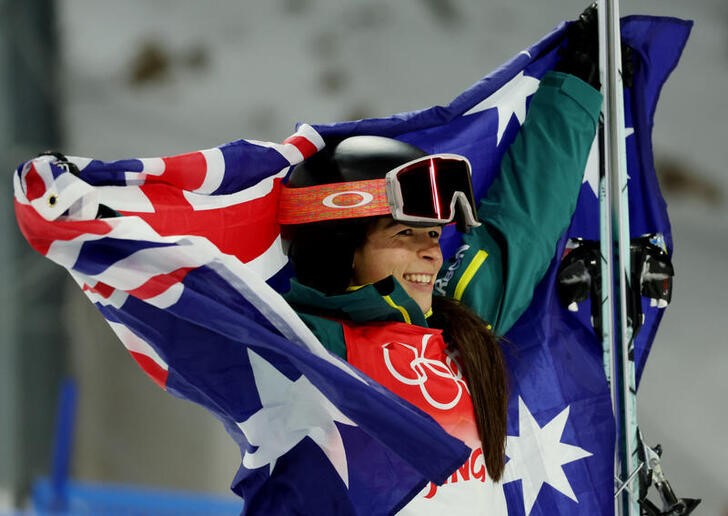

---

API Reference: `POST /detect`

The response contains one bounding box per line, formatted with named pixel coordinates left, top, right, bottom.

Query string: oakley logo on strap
left=322, top=191, right=374, bottom=209
left=382, top=334, right=469, bottom=410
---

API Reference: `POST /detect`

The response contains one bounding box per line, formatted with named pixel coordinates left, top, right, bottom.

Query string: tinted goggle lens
left=388, top=155, right=479, bottom=229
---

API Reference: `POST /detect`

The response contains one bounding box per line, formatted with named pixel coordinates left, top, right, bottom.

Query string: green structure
left=0, top=0, right=68, bottom=508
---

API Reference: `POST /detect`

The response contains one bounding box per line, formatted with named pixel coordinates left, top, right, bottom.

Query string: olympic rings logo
left=382, top=334, right=469, bottom=410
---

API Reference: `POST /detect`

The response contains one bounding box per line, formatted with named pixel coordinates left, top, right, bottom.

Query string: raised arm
left=438, top=71, right=602, bottom=334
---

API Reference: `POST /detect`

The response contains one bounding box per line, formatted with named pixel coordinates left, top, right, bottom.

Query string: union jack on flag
left=14, top=15, right=691, bottom=516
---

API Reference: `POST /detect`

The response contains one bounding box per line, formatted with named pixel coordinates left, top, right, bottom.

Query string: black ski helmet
left=286, top=135, right=427, bottom=188
left=284, top=135, right=428, bottom=295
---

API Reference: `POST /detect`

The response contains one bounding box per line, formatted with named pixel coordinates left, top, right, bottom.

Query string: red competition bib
left=343, top=321, right=478, bottom=448
left=342, top=321, right=507, bottom=514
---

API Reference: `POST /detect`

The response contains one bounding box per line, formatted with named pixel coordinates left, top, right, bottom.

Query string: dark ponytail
left=429, top=296, right=508, bottom=482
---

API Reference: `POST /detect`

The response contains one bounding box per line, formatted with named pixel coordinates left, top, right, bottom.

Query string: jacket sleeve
left=436, top=71, right=603, bottom=335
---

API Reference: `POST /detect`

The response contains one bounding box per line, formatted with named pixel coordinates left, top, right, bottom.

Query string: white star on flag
left=237, top=349, right=355, bottom=485
left=502, top=397, right=592, bottom=515
left=583, top=127, right=635, bottom=196
left=464, top=71, right=540, bottom=145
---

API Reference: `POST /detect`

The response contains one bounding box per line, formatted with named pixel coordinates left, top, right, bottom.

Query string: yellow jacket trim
left=383, top=295, right=412, bottom=324
left=453, top=250, right=488, bottom=301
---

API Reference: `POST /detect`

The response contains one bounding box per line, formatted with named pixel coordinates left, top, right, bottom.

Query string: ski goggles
left=278, top=153, right=480, bottom=231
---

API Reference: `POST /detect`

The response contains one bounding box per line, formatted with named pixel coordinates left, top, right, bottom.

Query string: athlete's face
left=352, top=218, right=443, bottom=314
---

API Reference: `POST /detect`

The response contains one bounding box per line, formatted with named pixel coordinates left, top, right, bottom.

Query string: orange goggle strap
left=278, top=178, right=391, bottom=225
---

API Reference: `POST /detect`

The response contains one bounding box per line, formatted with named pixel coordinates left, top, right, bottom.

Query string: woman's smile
left=352, top=218, right=443, bottom=313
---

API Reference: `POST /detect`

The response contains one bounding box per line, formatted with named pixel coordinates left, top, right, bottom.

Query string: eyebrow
left=381, top=219, right=442, bottom=235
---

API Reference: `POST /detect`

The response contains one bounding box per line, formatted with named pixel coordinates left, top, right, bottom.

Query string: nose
left=417, top=235, right=442, bottom=263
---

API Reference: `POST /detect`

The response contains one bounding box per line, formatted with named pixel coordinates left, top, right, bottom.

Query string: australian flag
left=13, top=15, right=691, bottom=516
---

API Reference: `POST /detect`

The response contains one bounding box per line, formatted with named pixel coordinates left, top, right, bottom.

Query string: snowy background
left=23, top=0, right=728, bottom=513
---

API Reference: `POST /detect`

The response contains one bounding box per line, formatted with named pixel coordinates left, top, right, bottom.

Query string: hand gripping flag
left=14, top=15, right=690, bottom=516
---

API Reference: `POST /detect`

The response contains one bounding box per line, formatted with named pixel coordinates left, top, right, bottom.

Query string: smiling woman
left=280, top=70, right=602, bottom=515
left=281, top=134, right=510, bottom=512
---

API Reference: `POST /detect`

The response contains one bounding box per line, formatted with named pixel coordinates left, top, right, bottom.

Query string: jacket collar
left=284, top=276, right=429, bottom=327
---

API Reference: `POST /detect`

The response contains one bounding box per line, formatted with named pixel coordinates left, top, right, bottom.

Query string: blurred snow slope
left=55, top=0, right=727, bottom=512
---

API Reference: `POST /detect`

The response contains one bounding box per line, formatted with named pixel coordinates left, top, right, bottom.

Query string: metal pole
left=596, top=0, right=617, bottom=458
left=598, top=0, right=639, bottom=514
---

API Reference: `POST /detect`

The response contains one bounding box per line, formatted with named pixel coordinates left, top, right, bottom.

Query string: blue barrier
left=29, top=378, right=243, bottom=515
left=32, top=478, right=243, bottom=515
